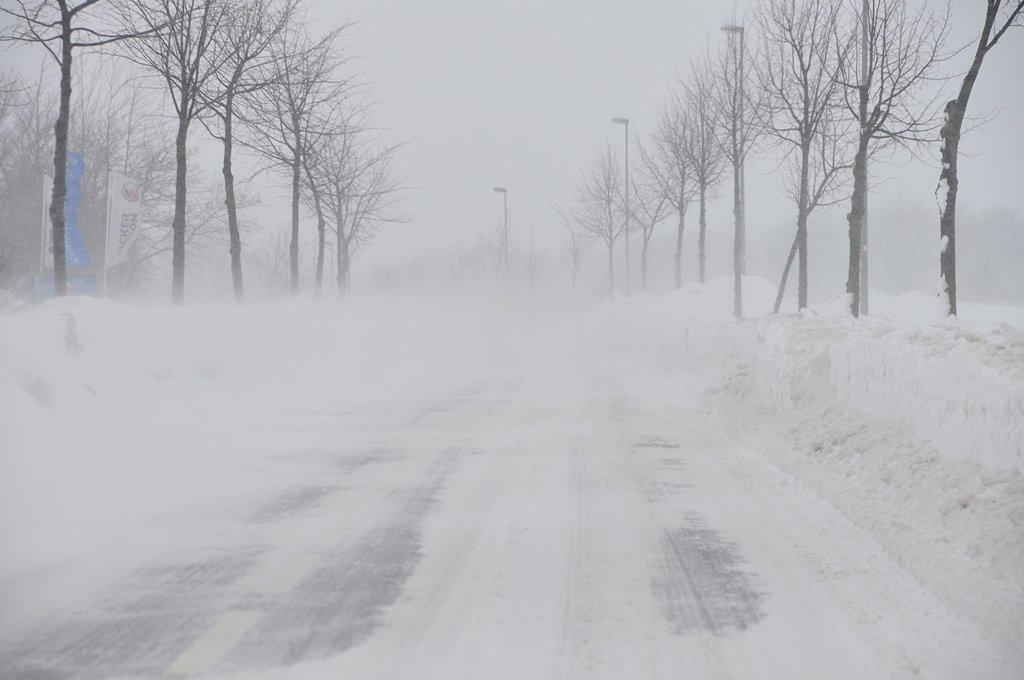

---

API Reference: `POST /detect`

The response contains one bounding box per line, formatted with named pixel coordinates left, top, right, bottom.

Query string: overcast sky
left=2, top=1, right=1021, bottom=277
left=308, top=0, right=1024, bottom=266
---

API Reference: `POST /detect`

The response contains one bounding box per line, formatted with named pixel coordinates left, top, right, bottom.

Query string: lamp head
left=611, top=117, right=629, bottom=125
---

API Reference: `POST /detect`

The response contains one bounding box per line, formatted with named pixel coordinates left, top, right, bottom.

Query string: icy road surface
left=1, top=377, right=1013, bottom=679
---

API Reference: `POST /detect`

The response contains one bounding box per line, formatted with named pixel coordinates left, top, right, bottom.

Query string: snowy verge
left=700, top=311, right=1024, bottom=664
left=758, top=313, right=1024, bottom=471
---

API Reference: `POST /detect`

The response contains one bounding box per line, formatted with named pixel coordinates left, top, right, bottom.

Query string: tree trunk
left=845, top=140, right=867, bottom=317
left=302, top=162, right=326, bottom=298
left=938, top=101, right=961, bottom=317
left=773, top=231, right=799, bottom=314
left=289, top=126, right=301, bottom=295
left=698, top=183, right=707, bottom=284
left=937, top=0, right=1019, bottom=319
left=50, top=13, right=73, bottom=297
left=845, top=81, right=870, bottom=318
left=797, top=143, right=811, bottom=310
left=335, top=189, right=346, bottom=297
left=732, top=159, right=742, bottom=319
left=314, top=199, right=325, bottom=298
left=641, top=236, right=649, bottom=292
left=171, top=114, right=189, bottom=305
left=606, top=242, right=615, bottom=299
left=675, top=191, right=685, bottom=289
left=222, top=90, right=244, bottom=302
left=937, top=4, right=996, bottom=317
left=337, top=238, right=351, bottom=296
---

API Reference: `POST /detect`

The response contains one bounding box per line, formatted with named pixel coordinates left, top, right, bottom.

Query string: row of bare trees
left=1, top=0, right=402, bottom=303
left=557, top=0, right=1020, bottom=317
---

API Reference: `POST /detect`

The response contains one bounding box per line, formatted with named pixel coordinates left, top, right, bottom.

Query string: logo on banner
left=121, top=182, right=141, bottom=203
left=106, top=171, right=143, bottom=271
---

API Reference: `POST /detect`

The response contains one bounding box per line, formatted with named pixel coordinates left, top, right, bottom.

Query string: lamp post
left=721, top=23, right=746, bottom=277
left=611, top=117, right=630, bottom=296
left=860, top=0, right=869, bottom=315
left=493, top=186, right=508, bottom=285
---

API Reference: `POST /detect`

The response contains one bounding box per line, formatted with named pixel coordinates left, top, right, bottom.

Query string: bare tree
left=474, top=222, right=506, bottom=291
left=713, top=22, right=762, bottom=318
left=681, top=59, right=727, bottom=284
left=1, top=0, right=153, bottom=296
left=772, top=115, right=853, bottom=312
left=756, top=0, right=852, bottom=310
left=936, top=0, right=1023, bottom=316
left=565, top=144, right=625, bottom=299
left=118, top=0, right=232, bottom=303
left=243, top=21, right=346, bottom=294
left=201, top=0, right=294, bottom=302
left=557, top=209, right=590, bottom=304
left=250, top=229, right=291, bottom=297
left=446, top=243, right=476, bottom=286
left=837, top=0, right=951, bottom=317
left=319, top=122, right=403, bottom=296
left=298, top=102, right=342, bottom=297
left=0, top=71, right=21, bottom=135
left=634, top=140, right=675, bottom=291
left=131, top=175, right=247, bottom=277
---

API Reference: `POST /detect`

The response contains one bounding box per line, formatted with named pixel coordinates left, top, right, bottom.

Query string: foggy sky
left=310, top=0, right=1024, bottom=268
left=2, top=1, right=1021, bottom=282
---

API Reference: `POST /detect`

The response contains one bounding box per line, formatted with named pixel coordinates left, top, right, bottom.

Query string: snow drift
left=758, top=314, right=1024, bottom=471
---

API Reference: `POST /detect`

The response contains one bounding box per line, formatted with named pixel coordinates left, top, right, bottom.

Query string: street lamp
left=611, top=117, right=630, bottom=296
left=493, top=187, right=508, bottom=285
left=721, top=23, right=746, bottom=277
left=860, top=0, right=869, bottom=315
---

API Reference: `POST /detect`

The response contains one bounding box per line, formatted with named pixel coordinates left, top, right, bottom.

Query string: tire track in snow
left=557, top=436, right=591, bottom=680
left=632, top=433, right=763, bottom=636
left=0, top=441, right=464, bottom=680
left=653, top=519, right=763, bottom=635
left=219, top=446, right=466, bottom=671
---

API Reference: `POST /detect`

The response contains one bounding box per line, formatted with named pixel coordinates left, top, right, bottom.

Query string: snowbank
left=832, top=322, right=1024, bottom=471
left=739, top=307, right=1024, bottom=662
left=757, top=314, right=1024, bottom=471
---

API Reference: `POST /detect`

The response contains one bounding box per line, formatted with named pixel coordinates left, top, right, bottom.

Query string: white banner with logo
left=105, top=171, right=142, bottom=269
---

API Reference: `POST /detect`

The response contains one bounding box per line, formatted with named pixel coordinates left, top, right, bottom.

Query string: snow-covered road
left=2, top=289, right=1022, bottom=678
left=3, top=377, right=1014, bottom=679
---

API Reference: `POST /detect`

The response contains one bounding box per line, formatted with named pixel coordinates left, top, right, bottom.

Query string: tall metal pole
left=739, top=27, right=746, bottom=277
left=502, top=189, right=509, bottom=286
left=860, top=0, right=870, bottom=315
left=722, top=24, right=747, bottom=279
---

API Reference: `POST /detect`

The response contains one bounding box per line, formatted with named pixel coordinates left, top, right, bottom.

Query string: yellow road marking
left=254, top=555, right=319, bottom=595
left=166, top=610, right=262, bottom=677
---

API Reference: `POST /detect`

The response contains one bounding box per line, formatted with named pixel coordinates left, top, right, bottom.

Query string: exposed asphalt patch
left=653, top=516, right=763, bottom=635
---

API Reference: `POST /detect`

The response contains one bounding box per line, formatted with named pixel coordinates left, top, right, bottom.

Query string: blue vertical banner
left=64, top=151, right=91, bottom=267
